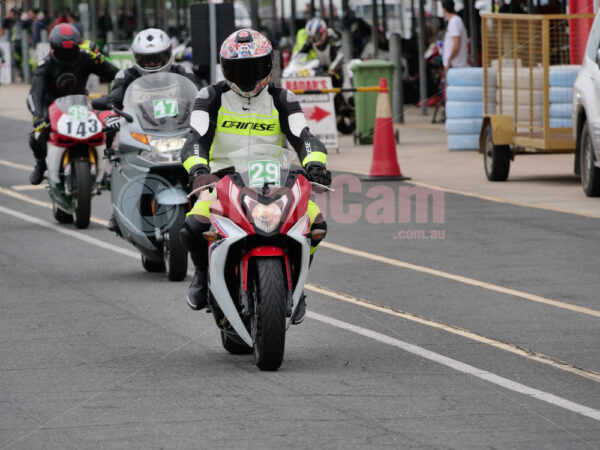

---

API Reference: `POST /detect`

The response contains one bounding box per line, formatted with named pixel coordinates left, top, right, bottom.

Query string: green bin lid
left=351, top=59, right=396, bottom=73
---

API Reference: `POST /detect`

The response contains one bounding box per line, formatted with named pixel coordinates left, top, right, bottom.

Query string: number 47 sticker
left=153, top=99, right=179, bottom=119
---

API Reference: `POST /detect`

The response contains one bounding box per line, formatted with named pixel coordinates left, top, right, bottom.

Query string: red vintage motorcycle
left=45, top=94, right=113, bottom=228
left=189, top=145, right=329, bottom=371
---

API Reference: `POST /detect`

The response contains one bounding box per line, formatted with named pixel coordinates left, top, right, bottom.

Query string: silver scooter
left=93, top=72, right=197, bottom=281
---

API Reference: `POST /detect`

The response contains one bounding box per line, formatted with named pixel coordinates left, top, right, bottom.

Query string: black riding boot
left=180, top=218, right=210, bottom=311
left=187, top=252, right=208, bottom=311
left=29, top=159, right=46, bottom=185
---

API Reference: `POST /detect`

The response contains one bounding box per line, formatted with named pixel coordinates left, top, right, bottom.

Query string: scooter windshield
left=227, top=145, right=296, bottom=190
left=123, top=72, right=198, bottom=131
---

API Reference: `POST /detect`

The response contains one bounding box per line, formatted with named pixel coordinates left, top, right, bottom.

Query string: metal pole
left=371, top=0, right=378, bottom=59
left=90, top=0, right=98, bottom=41
left=390, top=32, right=404, bottom=123
left=310, top=0, right=315, bottom=17
left=341, top=0, right=352, bottom=59
left=469, top=0, right=478, bottom=67
left=411, top=0, right=416, bottom=38
left=249, top=0, right=259, bottom=29
left=136, top=0, right=143, bottom=31
left=329, top=0, right=334, bottom=23
left=381, top=0, right=387, bottom=39
left=418, top=0, right=427, bottom=114
left=290, top=0, right=297, bottom=40
left=209, top=0, right=217, bottom=84
left=21, top=28, right=31, bottom=83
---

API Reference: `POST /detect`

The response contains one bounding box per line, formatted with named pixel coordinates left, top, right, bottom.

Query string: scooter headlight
left=243, top=196, right=288, bottom=233
left=140, top=133, right=187, bottom=163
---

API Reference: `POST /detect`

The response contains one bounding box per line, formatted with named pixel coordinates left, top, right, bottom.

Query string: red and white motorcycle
left=189, top=145, right=328, bottom=371
left=45, top=94, right=112, bottom=228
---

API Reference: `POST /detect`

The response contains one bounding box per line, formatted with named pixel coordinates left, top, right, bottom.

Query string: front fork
left=62, top=147, right=98, bottom=195
left=238, top=250, right=294, bottom=318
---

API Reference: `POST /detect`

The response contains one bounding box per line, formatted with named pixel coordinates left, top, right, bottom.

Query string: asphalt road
left=1, top=116, right=600, bottom=449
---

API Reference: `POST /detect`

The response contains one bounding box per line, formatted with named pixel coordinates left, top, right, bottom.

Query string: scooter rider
left=294, top=17, right=344, bottom=88
left=179, top=29, right=331, bottom=323
left=27, top=24, right=119, bottom=185
left=104, top=28, right=202, bottom=232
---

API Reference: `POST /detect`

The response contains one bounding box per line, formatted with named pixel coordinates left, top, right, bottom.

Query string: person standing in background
left=442, top=0, right=468, bottom=72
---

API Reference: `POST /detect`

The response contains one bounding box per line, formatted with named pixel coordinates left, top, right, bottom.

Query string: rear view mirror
left=92, top=96, right=110, bottom=110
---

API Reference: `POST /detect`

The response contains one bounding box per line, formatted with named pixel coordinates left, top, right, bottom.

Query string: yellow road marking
left=409, top=179, right=600, bottom=219
left=0, top=159, right=32, bottom=171
left=319, top=241, right=600, bottom=319
left=11, top=184, right=47, bottom=191
left=306, top=283, right=600, bottom=383
left=0, top=186, right=109, bottom=226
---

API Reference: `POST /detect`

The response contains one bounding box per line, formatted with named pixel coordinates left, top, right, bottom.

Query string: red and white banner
left=281, top=76, right=338, bottom=151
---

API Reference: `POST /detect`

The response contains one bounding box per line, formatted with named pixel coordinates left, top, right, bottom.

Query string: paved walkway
left=1, top=82, right=598, bottom=217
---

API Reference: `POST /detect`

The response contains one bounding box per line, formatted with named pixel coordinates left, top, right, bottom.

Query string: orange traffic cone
left=364, top=77, right=410, bottom=181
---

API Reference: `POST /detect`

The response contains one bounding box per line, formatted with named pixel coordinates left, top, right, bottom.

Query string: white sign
left=281, top=76, right=338, bottom=150
left=0, top=42, right=12, bottom=85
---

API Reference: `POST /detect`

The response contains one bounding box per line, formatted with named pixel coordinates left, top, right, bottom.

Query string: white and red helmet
left=220, top=29, right=273, bottom=98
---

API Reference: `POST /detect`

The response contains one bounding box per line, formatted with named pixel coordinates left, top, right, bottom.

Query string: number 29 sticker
left=153, top=99, right=179, bottom=119
left=248, top=160, right=280, bottom=188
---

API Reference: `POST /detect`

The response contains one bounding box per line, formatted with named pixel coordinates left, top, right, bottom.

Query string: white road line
left=0, top=159, right=31, bottom=171
left=0, top=205, right=137, bottom=259
left=11, top=184, right=47, bottom=191
left=0, top=186, right=109, bottom=226
left=1, top=202, right=600, bottom=422
left=308, top=311, right=600, bottom=422
left=306, top=284, right=600, bottom=383
left=320, top=241, right=600, bottom=319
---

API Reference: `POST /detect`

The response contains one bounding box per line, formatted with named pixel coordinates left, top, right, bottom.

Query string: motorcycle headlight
left=140, top=133, right=187, bottom=163
left=244, top=196, right=288, bottom=233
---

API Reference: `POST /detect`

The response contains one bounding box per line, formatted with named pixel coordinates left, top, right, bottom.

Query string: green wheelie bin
left=351, top=60, right=396, bottom=145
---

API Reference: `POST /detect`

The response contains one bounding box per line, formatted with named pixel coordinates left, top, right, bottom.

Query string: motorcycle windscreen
left=227, top=145, right=296, bottom=189
left=53, top=95, right=92, bottom=114
left=123, top=72, right=198, bottom=131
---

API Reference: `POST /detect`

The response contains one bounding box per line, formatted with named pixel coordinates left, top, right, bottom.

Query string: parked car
left=572, top=11, right=600, bottom=197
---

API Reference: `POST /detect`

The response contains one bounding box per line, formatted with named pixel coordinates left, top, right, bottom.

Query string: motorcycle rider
left=179, top=29, right=331, bottom=323
left=27, top=24, right=119, bottom=185
left=293, top=17, right=344, bottom=88
left=104, top=28, right=202, bottom=232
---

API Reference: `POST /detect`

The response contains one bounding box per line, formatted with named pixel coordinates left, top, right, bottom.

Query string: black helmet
left=50, top=24, right=82, bottom=65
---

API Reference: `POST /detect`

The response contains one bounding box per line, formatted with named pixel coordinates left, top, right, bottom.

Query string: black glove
left=33, top=116, right=49, bottom=132
left=305, top=162, right=332, bottom=186
left=189, top=164, right=219, bottom=191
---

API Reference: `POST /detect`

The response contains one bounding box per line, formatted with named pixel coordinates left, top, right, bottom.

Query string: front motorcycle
left=190, top=144, right=329, bottom=371
left=93, top=72, right=197, bottom=281
left=46, top=95, right=109, bottom=228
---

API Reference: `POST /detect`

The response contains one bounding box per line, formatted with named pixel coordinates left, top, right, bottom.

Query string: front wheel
left=579, top=121, right=600, bottom=197
left=251, top=258, right=287, bottom=371
left=483, top=124, right=511, bottom=181
left=72, top=159, right=92, bottom=228
left=164, top=209, right=188, bottom=281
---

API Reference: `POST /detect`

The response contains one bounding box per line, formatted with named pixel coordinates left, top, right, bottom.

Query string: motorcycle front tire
left=251, top=258, right=287, bottom=371
left=72, top=160, right=92, bottom=229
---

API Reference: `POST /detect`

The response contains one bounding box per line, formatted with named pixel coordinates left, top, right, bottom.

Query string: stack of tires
left=496, top=66, right=543, bottom=132
left=549, top=65, right=580, bottom=128
left=445, top=68, right=496, bottom=151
